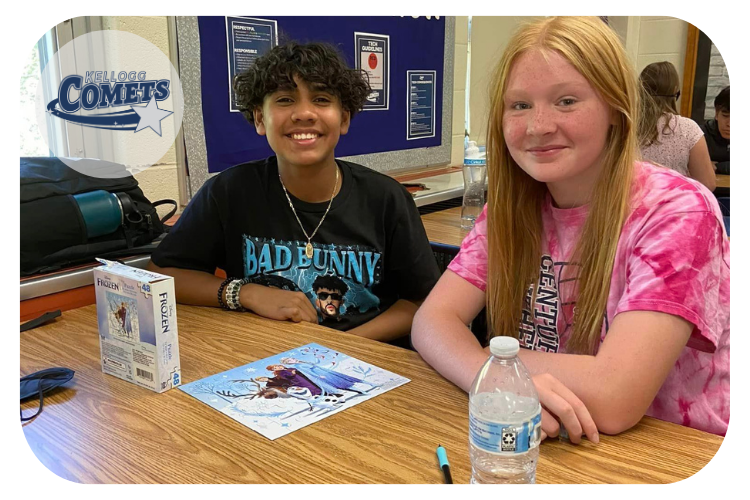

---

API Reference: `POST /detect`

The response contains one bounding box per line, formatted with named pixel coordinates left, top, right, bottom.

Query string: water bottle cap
left=465, top=140, right=480, bottom=158
left=489, top=336, right=520, bottom=357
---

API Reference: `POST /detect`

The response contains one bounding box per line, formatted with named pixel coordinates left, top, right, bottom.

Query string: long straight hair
left=638, top=61, right=681, bottom=147
left=485, top=17, right=640, bottom=355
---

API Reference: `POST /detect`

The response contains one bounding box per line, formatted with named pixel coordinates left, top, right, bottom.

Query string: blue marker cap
left=437, top=445, right=449, bottom=467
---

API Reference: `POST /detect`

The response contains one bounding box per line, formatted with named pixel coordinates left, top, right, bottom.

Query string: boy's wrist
left=239, top=283, right=260, bottom=312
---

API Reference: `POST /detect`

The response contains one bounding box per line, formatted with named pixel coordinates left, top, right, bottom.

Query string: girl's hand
left=533, top=373, right=599, bottom=444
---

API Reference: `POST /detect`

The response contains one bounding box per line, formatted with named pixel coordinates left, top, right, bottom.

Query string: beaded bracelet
left=217, top=277, right=233, bottom=310
left=225, top=279, right=247, bottom=311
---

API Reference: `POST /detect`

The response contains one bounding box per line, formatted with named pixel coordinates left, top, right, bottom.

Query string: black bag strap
left=152, top=199, right=178, bottom=224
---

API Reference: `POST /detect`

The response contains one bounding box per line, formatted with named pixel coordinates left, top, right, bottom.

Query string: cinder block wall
left=704, top=44, right=729, bottom=121
left=451, top=17, right=469, bottom=166
left=101, top=16, right=182, bottom=208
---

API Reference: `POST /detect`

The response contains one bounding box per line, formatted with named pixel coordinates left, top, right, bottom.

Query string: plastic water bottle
left=461, top=140, right=487, bottom=230
left=469, top=337, right=542, bottom=484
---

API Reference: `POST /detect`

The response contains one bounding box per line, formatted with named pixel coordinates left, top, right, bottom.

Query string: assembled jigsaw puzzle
left=180, top=343, right=409, bottom=440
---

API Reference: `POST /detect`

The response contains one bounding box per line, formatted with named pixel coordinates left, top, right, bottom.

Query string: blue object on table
left=436, top=445, right=453, bottom=484
left=723, top=216, right=730, bottom=237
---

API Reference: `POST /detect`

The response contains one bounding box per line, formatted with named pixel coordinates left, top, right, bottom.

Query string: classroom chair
left=716, top=197, right=730, bottom=237
left=430, top=241, right=460, bottom=272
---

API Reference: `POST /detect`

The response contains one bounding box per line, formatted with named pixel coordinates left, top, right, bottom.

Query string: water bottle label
left=463, top=158, right=485, bottom=166
left=469, top=409, right=542, bottom=454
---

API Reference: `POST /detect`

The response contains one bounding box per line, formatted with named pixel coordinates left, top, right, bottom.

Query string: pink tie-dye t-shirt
left=448, top=162, right=730, bottom=435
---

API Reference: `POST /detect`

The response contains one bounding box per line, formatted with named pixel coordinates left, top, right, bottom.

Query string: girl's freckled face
left=502, top=49, right=613, bottom=193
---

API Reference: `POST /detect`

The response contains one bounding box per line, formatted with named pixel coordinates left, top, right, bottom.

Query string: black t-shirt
left=151, top=157, right=441, bottom=331
left=701, top=119, right=730, bottom=163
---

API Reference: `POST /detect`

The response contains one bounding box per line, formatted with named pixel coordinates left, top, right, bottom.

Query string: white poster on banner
left=354, top=32, right=390, bottom=110
left=406, top=70, right=436, bottom=140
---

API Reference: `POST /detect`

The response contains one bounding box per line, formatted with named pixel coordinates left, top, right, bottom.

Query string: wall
left=630, top=16, right=688, bottom=76
left=704, top=43, right=729, bottom=121
left=450, top=17, right=469, bottom=166
left=465, top=16, right=690, bottom=147
left=626, top=16, right=689, bottom=111
left=101, top=16, right=182, bottom=207
left=467, top=16, right=537, bottom=147
left=607, top=17, right=630, bottom=47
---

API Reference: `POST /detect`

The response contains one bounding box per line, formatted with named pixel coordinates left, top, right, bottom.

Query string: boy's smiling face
left=254, top=76, right=351, bottom=170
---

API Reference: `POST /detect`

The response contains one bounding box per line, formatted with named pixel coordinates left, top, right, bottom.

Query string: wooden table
left=21, top=305, right=722, bottom=483
left=716, top=174, right=730, bottom=189
left=421, top=206, right=469, bottom=248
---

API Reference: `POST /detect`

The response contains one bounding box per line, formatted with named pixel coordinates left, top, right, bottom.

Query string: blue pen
left=436, top=444, right=453, bottom=484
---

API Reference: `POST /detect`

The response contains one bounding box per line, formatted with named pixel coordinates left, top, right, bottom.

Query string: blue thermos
left=72, top=190, right=134, bottom=239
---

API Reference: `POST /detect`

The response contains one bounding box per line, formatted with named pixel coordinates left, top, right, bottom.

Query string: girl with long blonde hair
left=638, top=61, right=716, bottom=190
left=412, top=17, right=729, bottom=439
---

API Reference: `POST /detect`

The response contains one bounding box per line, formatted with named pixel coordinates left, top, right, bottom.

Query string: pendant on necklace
left=305, top=242, right=314, bottom=259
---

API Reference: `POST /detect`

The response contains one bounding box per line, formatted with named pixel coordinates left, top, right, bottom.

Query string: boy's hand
left=240, top=284, right=318, bottom=323
left=532, top=373, right=599, bottom=444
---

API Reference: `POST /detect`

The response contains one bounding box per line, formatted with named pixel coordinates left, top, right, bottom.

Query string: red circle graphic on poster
left=368, top=53, right=378, bottom=70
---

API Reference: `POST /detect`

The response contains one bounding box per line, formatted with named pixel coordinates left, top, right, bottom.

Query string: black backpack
left=20, top=157, right=177, bottom=276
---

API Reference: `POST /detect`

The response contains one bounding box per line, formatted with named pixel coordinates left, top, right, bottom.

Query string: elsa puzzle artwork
left=105, top=291, right=139, bottom=342
left=179, top=343, right=410, bottom=440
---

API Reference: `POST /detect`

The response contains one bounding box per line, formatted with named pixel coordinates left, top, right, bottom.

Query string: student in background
left=638, top=61, right=715, bottom=191
left=702, top=86, right=730, bottom=174
left=148, top=42, right=440, bottom=342
left=412, top=17, right=729, bottom=439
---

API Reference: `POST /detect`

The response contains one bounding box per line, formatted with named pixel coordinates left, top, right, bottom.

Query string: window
left=21, top=18, right=115, bottom=160
left=20, top=29, right=61, bottom=156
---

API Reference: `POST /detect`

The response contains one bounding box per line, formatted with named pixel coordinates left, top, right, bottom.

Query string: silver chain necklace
left=279, top=166, right=339, bottom=259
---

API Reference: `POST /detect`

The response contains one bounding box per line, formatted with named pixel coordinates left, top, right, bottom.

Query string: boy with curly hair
left=149, top=42, right=439, bottom=342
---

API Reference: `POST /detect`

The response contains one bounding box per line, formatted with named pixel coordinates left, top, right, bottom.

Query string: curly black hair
left=312, top=274, right=349, bottom=296
left=233, top=42, right=371, bottom=124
